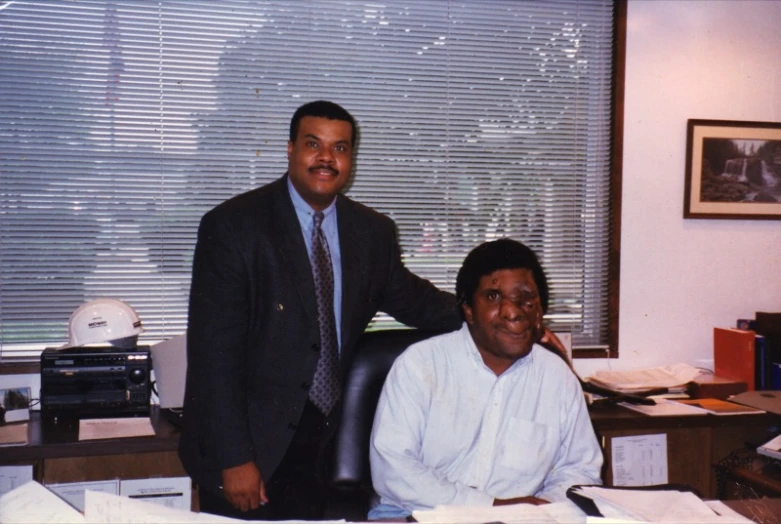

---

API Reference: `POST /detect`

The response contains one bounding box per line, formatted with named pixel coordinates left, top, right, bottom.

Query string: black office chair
left=327, top=328, right=450, bottom=521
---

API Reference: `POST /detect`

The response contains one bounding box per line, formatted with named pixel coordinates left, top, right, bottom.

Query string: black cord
left=580, top=379, right=662, bottom=405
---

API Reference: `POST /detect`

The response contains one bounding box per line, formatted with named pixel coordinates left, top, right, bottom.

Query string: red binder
left=714, top=327, right=756, bottom=391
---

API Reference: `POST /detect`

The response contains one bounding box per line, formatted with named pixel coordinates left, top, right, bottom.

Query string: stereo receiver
left=41, top=346, right=151, bottom=419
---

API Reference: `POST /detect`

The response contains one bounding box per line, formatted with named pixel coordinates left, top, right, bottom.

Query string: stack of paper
left=586, top=363, right=702, bottom=394
left=412, top=500, right=587, bottom=524
left=0, top=480, right=350, bottom=524
left=570, top=486, right=751, bottom=523
left=413, top=504, right=558, bottom=523
left=757, top=434, right=781, bottom=460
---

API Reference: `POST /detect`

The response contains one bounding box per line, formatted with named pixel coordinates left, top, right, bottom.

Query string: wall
left=7, top=1, right=780, bottom=388
left=574, top=0, right=781, bottom=377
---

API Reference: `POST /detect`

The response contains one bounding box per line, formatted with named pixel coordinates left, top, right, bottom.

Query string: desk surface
left=3, top=402, right=777, bottom=464
left=2, top=403, right=781, bottom=522
left=723, top=497, right=781, bottom=524
left=589, top=401, right=781, bottom=431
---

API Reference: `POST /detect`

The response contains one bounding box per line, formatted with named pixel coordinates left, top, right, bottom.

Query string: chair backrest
left=331, top=328, right=449, bottom=490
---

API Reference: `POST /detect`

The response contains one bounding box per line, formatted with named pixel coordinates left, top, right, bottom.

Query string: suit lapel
left=269, top=177, right=319, bottom=325
left=269, top=180, right=369, bottom=359
left=336, top=196, right=370, bottom=358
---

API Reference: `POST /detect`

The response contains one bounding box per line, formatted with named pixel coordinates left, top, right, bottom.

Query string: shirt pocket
left=497, top=417, right=556, bottom=474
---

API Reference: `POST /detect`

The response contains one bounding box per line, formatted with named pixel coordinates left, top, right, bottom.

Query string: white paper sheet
left=413, top=503, right=559, bottom=523
left=85, top=489, right=238, bottom=523
left=0, top=480, right=86, bottom=523
left=540, top=500, right=589, bottom=523
left=611, top=433, right=668, bottom=486
left=78, top=417, right=155, bottom=441
left=0, top=465, right=34, bottom=497
left=85, top=489, right=347, bottom=523
left=47, top=479, right=119, bottom=513
left=119, top=477, right=191, bottom=511
left=575, top=486, right=750, bottom=523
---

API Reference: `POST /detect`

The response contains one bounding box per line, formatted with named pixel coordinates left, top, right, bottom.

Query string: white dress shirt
left=369, top=323, right=603, bottom=515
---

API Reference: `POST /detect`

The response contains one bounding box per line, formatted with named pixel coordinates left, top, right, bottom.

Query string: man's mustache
left=310, top=165, right=338, bottom=175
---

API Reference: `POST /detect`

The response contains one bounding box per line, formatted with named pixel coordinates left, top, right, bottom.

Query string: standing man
left=178, top=101, right=463, bottom=520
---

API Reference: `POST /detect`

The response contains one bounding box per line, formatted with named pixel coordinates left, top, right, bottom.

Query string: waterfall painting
left=684, top=119, right=781, bottom=219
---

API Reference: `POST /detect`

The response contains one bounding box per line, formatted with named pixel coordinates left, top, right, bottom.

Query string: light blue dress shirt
left=288, top=177, right=343, bottom=350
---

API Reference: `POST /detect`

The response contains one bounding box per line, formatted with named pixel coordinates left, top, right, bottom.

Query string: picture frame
left=684, top=119, right=781, bottom=219
left=0, top=387, right=31, bottom=424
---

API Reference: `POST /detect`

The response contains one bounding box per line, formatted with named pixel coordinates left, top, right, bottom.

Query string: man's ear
left=287, top=140, right=294, bottom=158
left=462, top=303, right=474, bottom=325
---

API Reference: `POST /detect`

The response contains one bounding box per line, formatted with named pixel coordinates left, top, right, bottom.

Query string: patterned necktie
left=309, top=211, right=340, bottom=415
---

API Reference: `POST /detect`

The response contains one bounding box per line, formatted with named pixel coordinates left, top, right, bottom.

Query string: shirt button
left=311, top=343, right=320, bottom=352
left=301, top=382, right=310, bottom=391
left=288, top=422, right=298, bottom=431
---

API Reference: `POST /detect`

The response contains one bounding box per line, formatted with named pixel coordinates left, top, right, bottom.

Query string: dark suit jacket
left=178, top=175, right=461, bottom=492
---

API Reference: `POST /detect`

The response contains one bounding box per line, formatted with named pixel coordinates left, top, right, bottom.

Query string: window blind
left=0, top=0, right=616, bottom=360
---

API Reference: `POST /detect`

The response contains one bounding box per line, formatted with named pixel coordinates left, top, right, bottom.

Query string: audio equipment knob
left=128, top=368, right=146, bottom=384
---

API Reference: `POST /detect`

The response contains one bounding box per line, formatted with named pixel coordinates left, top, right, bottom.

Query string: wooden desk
left=719, top=450, right=781, bottom=499
left=2, top=403, right=778, bottom=509
left=0, top=408, right=188, bottom=501
left=723, top=497, right=781, bottom=524
left=590, top=403, right=780, bottom=499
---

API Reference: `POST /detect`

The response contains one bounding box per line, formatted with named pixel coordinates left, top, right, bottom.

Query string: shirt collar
left=461, top=323, right=536, bottom=376
left=287, top=175, right=337, bottom=218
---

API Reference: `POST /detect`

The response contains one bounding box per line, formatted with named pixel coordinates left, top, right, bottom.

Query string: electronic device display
left=40, top=346, right=151, bottom=419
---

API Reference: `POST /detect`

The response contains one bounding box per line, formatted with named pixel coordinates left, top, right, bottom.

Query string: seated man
left=369, top=238, right=602, bottom=518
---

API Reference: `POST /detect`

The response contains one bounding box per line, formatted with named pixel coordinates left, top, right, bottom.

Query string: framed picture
left=0, top=387, right=31, bottom=424
left=684, top=119, right=781, bottom=219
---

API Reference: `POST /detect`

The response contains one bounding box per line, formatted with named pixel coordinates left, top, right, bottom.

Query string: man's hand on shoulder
left=493, top=496, right=549, bottom=506
left=222, top=461, right=269, bottom=512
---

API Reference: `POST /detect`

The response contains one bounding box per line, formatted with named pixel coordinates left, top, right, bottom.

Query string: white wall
left=574, top=0, right=781, bottom=377
left=9, top=1, right=780, bottom=387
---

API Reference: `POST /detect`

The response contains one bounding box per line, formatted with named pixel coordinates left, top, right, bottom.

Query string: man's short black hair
left=455, top=238, right=550, bottom=314
left=289, top=100, right=357, bottom=146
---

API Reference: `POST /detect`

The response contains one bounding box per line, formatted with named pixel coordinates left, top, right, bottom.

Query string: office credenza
left=0, top=407, right=190, bottom=505
left=590, top=403, right=780, bottom=499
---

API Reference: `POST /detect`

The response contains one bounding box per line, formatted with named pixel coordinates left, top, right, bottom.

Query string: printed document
left=611, top=434, right=668, bottom=486
left=413, top=501, right=584, bottom=523
left=78, top=417, right=155, bottom=441
left=0, top=480, right=86, bottom=523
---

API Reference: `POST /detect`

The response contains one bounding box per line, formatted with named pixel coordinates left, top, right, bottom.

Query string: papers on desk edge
left=567, top=484, right=752, bottom=523
left=757, top=433, right=781, bottom=460
left=585, top=363, right=702, bottom=395
left=618, top=398, right=708, bottom=417
left=0, top=480, right=348, bottom=524
left=619, top=397, right=766, bottom=417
